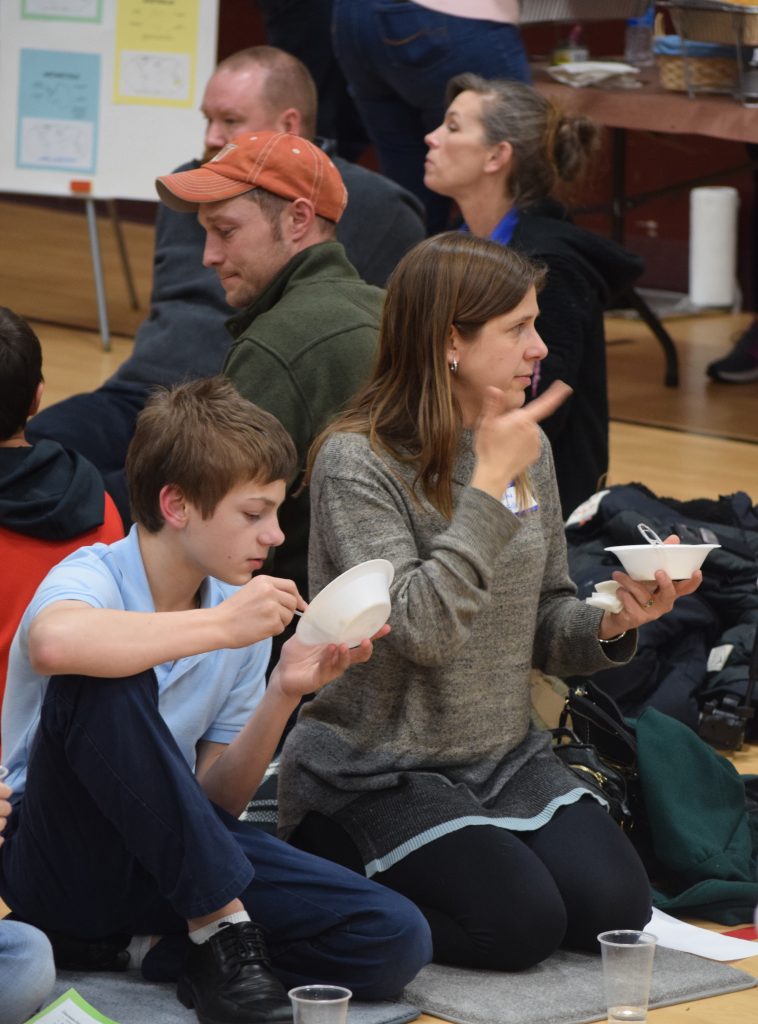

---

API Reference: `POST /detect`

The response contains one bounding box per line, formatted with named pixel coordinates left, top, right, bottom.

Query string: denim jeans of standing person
left=0, top=671, right=431, bottom=999
left=0, top=921, right=56, bottom=1024
left=332, top=0, right=531, bottom=234
left=256, top=0, right=370, bottom=161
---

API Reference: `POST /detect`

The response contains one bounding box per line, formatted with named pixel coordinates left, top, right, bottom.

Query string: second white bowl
left=604, top=543, right=719, bottom=581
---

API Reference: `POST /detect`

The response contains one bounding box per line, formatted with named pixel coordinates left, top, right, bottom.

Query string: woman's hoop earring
left=449, top=358, right=459, bottom=374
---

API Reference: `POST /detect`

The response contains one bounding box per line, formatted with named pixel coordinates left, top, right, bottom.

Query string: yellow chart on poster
left=114, top=0, right=199, bottom=107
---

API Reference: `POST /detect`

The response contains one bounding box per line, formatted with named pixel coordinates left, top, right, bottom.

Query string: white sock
left=189, top=910, right=251, bottom=945
left=126, top=934, right=154, bottom=969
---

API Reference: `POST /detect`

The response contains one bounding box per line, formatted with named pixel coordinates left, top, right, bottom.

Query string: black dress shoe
left=176, top=920, right=293, bottom=1024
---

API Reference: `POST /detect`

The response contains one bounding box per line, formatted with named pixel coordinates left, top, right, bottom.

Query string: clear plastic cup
left=598, top=930, right=657, bottom=1023
left=288, top=986, right=352, bottom=1024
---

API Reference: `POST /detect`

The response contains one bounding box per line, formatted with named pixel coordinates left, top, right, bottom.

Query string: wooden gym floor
left=1, top=197, right=757, bottom=1022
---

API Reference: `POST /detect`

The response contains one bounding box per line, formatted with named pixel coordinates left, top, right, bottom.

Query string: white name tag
left=501, top=484, right=539, bottom=516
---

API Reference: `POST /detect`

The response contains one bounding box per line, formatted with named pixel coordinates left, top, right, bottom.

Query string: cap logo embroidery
left=210, top=143, right=237, bottom=163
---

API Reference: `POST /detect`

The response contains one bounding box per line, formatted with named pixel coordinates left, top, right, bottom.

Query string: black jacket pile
left=565, top=483, right=758, bottom=735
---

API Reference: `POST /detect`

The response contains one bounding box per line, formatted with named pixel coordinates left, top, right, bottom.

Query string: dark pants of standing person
left=0, top=672, right=431, bottom=998
left=292, top=801, right=652, bottom=971
left=256, top=0, right=370, bottom=162
left=331, top=0, right=531, bottom=234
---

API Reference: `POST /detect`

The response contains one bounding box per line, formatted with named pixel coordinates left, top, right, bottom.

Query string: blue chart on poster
left=17, top=49, right=101, bottom=174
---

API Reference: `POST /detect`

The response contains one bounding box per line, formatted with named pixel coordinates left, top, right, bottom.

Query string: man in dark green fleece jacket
left=156, top=130, right=384, bottom=604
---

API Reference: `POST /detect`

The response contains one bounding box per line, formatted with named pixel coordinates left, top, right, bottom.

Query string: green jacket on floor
left=638, top=707, right=758, bottom=925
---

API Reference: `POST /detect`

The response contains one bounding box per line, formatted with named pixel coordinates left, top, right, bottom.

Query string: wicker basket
left=520, top=0, right=648, bottom=23
left=654, top=14, right=739, bottom=92
left=656, top=52, right=738, bottom=90
left=669, top=6, right=758, bottom=47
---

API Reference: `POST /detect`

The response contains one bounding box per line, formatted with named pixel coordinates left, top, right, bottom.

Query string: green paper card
left=26, top=987, right=119, bottom=1024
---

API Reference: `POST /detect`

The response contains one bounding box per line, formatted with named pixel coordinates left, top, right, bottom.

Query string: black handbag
left=557, top=681, right=657, bottom=873
left=550, top=726, right=632, bottom=828
left=559, top=680, right=637, bottom=775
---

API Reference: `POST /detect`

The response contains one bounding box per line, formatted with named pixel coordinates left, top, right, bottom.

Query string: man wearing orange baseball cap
left=156, top=129, right=383, bottom=639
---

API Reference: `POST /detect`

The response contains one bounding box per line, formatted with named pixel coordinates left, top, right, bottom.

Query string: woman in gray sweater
left=278, top=233, right=701, bottom=971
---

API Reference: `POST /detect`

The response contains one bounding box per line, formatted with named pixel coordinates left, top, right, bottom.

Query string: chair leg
left=622, top=288, right=680, bottom=387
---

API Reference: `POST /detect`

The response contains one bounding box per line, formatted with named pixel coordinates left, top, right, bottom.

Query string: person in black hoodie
left=423, top=74, right=644, bottom=519
left=0, top=307, right=123, bottom=707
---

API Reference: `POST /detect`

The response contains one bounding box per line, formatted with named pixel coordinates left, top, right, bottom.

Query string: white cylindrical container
left=689, top=186, right=740, bottom=308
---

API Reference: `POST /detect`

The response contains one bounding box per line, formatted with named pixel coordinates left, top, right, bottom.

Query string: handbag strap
left=560, top=683, right=638, bottom=770
left=550, top=726, right=583, bottom=747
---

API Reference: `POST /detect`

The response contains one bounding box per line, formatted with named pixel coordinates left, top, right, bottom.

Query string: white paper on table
left=646, top=908, right=758, bottom=961
left=546, top=61, right=641, bottom=88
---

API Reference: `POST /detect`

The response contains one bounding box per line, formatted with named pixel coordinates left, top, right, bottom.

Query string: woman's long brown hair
left=307, top=232, right=545, bottom=518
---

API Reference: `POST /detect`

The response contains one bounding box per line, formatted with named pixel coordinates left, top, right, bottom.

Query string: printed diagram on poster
left=115, top=0, right=199, bottom=106
left=17, top=49, right=100, bottom=173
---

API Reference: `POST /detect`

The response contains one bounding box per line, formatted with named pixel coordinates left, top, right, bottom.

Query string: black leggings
left=291, top=800, right=651, bottom=971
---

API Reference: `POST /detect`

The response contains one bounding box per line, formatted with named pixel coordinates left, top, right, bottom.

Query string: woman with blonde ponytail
left=424, top=75, right=644, bottom=519
left=279, top=233, right=700, bottom=973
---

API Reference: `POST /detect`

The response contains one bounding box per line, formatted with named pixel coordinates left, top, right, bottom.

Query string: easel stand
left=82, top=197, right=141, bottom=351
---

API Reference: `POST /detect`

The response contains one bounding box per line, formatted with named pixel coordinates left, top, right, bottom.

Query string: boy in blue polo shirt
left=0, top=376, right=431, bottom=1024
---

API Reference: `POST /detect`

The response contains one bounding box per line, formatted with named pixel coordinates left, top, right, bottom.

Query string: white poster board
left=0, top=0, right=218, bottom=202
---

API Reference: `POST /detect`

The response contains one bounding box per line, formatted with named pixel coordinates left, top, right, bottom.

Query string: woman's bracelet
left=599, top=631, right=627, bottom=645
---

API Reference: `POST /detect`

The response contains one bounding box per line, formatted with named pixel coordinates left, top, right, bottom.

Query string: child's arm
left=28, top=575, right=302, bottom=679
left=195, top=630, right=387, bottom=816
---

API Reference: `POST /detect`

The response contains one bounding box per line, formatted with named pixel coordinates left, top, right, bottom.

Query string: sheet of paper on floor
left=648, top=908, right=758, bottom=961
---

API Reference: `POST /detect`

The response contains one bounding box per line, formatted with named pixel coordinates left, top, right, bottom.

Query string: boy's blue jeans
left=0, top=671, right=431, bottom=998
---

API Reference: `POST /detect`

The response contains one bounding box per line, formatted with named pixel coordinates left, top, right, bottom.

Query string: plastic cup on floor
left=288, top=986, right=352, bottom=1024
left=598, top=929, right=657, bottom=1023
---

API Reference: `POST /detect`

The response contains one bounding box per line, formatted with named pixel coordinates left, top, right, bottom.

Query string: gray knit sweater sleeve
left=309, top=432, right=521, bottom=666
left=529, top=437, right=637, bottom=673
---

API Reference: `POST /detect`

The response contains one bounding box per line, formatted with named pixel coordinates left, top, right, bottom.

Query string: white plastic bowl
left=295, top=559, right=394, bottom=647
left=604, top=543, right=720, bottom=581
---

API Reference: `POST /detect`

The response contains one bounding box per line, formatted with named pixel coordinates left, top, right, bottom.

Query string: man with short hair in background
left=156, top=129, right=383, bottom=611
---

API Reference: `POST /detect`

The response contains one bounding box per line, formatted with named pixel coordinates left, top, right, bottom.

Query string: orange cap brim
left=155, top=166, right=255, bottom=212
